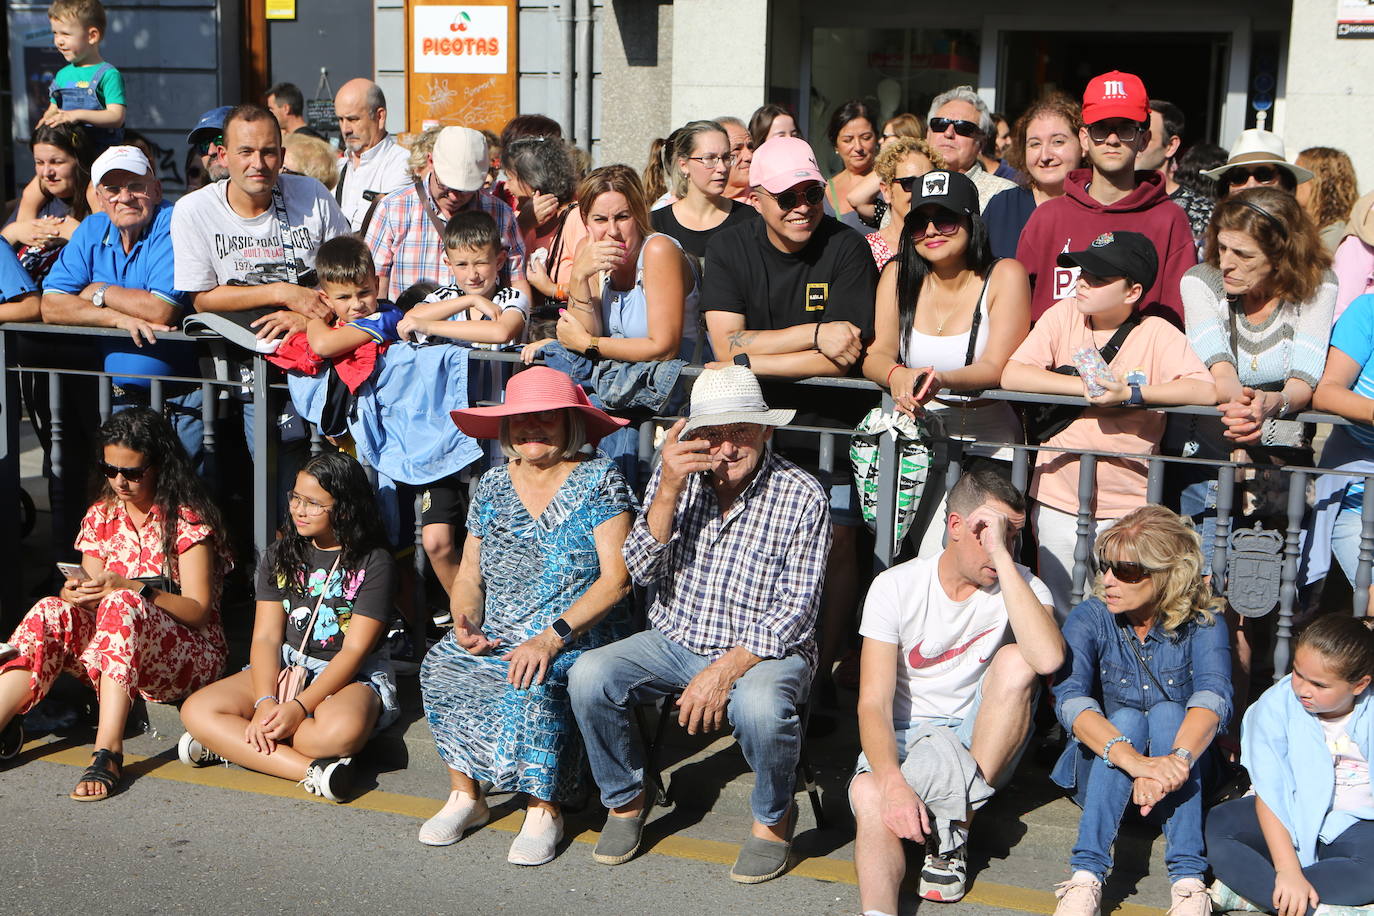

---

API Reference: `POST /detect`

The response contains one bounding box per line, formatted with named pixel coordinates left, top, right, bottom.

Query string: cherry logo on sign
left=450, top=11, right=471, bottom=31
left=907, top=626, right=997, bottom=670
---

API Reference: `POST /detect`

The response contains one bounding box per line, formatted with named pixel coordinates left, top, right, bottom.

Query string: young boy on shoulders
left=1001, top=230, right=1215, bottom=618
left=397, top=211, right=529, bottom=349
left=40, top=0, right=126, bottom=140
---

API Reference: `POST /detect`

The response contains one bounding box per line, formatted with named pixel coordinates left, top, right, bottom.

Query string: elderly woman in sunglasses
left=1048, top=505, right=1232, bottom=916
left=862, top=136, right=944, bottom=269
left=0, top=408, right=230, bottom=800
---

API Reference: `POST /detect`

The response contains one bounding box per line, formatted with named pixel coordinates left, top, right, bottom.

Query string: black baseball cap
left=909, top=169, right=979, bottom=218
left=1057, top=230, right=1159, bottom=289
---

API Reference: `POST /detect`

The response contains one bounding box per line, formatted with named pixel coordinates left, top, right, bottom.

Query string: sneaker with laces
left=0, top=716, right=23, bottom=761
left=1208, top=880, right=1263, bottom=914
left=177, top=731, right=224, bottom=768
left=919, top=845, right=969, bottom=902
left=1169, top=877, right=1211, bottom=916
left=1054, top=871, right=1103, bottom=916
left=300, top=756, right=354, bottom=802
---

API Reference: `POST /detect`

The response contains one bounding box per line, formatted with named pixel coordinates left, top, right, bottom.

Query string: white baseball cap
left=432, top=127, right=489, bottom=192
left=91, top=145, right=153, bottom=186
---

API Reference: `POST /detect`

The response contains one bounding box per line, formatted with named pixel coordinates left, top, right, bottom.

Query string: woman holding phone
left=0, top=408, right=230, bottom=801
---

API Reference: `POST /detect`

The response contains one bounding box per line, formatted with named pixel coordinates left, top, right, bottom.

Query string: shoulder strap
left=1099, top=311, right=1141, bottom=365
left=411, top=175, right=448, bottom=238
left=88, top=62, right=114, bottom=84
left=334, top=162, right=348, bottom=205
left=294, top=555, right=342, bottom=659
left=963, top=258, right=1001, bottom=367
left=270, top=182, right=300, bottom=285
left=357, top=191, right=383, bottom=238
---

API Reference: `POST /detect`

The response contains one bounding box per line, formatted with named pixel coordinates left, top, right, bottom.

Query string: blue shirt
left=346, top=301, right=402, bottom=343
left=43, top=200, right=196, bottom=386
left=1330, top=293, right=1374, bottom=510
left=0, top=244, right=36, bottom=303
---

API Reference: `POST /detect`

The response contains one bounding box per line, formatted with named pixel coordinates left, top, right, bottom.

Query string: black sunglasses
left=1093, top=554, right=1157, bottom=584
left=763, top=184, right=825, bottom=211
left=99, top=460, right=150, bottom=482
left=1224, top=166, right=1280, bottom=187
left=907, top=211, right=962, bottom=237
left=929, top=117, right=982, bottom=138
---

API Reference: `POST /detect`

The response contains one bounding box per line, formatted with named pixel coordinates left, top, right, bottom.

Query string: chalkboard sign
left=305, top=98, right=338, bottom=134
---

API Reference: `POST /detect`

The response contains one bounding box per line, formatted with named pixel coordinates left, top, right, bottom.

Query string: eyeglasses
left=430, top=173, right=471, bottom=200
left=907, top=211, right=962, bottom=237
left=1086, top=122, right=1144, bottom=143
left=99, top=180, right=151, bottom=198
left=687, top=154, right=735, bottom=170
left=881, top=133, right=900, bottom=142
left=929, top=117, right=982, bottom=138
left=99, top=460, right=149, bottom=482
left=760, top=184, right=825, bottom=211
left=287, top=491, right=334, bottom=516
left=1093, top=554, right=1158, bottom=584
left=1224, top=166, right=1281, bottom=188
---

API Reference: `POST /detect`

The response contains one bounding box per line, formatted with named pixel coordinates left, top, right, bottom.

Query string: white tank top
left=901, top=270, right=993, bottom=371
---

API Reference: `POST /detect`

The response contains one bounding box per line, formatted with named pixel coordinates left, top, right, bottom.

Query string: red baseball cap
left=1081, top=71, right=1149, bottom=124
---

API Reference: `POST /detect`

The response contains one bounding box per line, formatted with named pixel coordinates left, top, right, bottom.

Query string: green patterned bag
left=849, top=407, right=940, bottom=555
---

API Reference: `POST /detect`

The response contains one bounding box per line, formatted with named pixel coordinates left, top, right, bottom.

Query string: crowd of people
left=1, top=2, right=1373, bottom=915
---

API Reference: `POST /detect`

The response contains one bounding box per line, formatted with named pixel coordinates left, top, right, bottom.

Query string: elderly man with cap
left=569, top=365, right=831, bottom=884
left=332, top=78, right=411, bottom=231
left=702, top=134, right=877, bottom=698
left=365, top=125, right=527, bottom=303
left=187, top=105, right=232, bottom=186
left=1016, top=71, right=1197, bottom=324
left=1202, top=128, right=1313, bottom=200
left=40, top=144, right=204, bottom=460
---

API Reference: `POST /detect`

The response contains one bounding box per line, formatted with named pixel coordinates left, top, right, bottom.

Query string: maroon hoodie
left=1016, top=168, right=1197, bottom=322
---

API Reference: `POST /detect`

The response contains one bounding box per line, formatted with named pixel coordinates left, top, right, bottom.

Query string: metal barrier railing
left=4, top=322, right=1370, bottom=681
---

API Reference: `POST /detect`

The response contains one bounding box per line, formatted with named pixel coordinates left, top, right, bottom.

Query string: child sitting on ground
left=1207, top=614, right=1374, bottom=916
left=1001, top=230, right=1215, bottom=619
left=40, top=0, right=125, bottom=145
left=396, top=210, right=529, bottom=349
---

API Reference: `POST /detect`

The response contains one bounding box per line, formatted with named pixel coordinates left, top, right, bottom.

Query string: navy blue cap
left=187, top=106, right=233, bottom=145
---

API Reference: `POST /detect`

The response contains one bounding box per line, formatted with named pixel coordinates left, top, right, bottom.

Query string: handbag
left=1026, top=313, right=1140, bottom=444
left=276, top=555, right=340, bottom=704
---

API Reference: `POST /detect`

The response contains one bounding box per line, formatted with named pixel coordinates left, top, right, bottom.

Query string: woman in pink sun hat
left=420, top=366, right=637, bottom=867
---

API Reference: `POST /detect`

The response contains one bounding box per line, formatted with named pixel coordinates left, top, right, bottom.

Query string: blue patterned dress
left=420, top=457, right=636, bottom=802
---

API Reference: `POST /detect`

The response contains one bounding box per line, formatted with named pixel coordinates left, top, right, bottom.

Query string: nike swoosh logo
left=908, top=626, right=998, bottom=670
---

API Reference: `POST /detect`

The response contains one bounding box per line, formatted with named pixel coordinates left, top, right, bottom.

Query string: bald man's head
left=335, top=78, right=387, bottom=155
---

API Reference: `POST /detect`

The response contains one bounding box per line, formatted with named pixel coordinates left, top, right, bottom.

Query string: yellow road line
left=30, top=740, right=1160, bottom=916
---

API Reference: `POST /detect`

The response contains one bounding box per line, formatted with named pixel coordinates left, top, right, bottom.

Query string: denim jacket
left=1051, top=596, right=1232, bottom=790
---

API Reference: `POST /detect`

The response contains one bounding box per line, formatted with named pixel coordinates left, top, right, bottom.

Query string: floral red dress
left=1, top=500, right=229, bottom=711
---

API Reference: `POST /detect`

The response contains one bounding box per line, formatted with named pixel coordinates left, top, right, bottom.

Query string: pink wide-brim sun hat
left=450, top=366, right=629, bottom=443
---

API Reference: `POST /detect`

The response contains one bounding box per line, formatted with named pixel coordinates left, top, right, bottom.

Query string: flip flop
left=70, top=748, right=123, bottom=802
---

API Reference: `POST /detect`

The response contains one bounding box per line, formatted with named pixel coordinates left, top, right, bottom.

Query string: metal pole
left=1212, top=465, right=1236, bottom=595
left=873, top=392, right=898, bottom=571
left=1356, top=476, right=1374, bottom=619
left=1273, top=469, right=1308, bottom=680
left=0, top=329, right=20, bottom=627
left=1071, top=452, right=1097, bottom=606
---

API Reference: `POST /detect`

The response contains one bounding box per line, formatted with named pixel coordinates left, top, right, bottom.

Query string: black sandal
left=70, top=748, right=123, bottom=802
left=0, top=716, right=22, bottom=761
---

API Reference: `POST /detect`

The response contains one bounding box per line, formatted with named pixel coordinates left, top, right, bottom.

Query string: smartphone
left=1071, top=347, right=1117, bottom=398
left=55, top=562, right=86, bottom=582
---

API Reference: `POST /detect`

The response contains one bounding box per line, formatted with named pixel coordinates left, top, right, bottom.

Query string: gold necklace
left=927, top=273, right=976, bottom=335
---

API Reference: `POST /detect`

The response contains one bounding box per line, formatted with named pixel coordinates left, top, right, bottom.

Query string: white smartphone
left=55, top=562, right=87, bottom=582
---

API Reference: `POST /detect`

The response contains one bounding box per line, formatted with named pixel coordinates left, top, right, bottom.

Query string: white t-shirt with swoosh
left=860, top=554, right=1053, bottom=728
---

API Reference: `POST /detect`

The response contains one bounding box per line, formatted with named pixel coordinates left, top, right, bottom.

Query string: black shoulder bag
left=1026, top=312, right=1140, bottom=445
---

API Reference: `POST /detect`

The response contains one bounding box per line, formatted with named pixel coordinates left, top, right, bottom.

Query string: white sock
left=1071, top=870, right=1100, bottom=884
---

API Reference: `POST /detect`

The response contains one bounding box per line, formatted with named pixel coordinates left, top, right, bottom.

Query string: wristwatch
left=550, top=617, right=575, bottom=646
left=1125, top=382, right=1145, bottom=407
left=584, top=337, right=601, bottom=361
left=91, top=283, right=112, bottom=308
left=1171, top=747, right=1194, bottom=765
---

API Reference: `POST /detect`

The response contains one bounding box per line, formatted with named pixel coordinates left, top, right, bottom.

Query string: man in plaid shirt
left=364, top=125, right=528, bottom=303
left=570, top=366, right=829, bottom=885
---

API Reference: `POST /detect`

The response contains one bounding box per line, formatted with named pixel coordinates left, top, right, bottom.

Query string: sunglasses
left=1224, top=166, right=1280, bottom=188
left=1093, top=554, right=1158, bottom=584
left=99, top=460, right=149, bottom=482
left=1086, top=122, right=1143, bottom=143
left=762, top=184, right=825, bottom=211
left=929, top=117, right=982, bottom=138
left=907, top=211, right=962, bottom=237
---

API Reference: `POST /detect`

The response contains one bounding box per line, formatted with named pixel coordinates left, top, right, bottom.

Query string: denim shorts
left=250, top=644, right=401, bottom=733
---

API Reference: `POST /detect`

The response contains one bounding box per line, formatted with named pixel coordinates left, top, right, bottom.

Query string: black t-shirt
left=650, top=200, right=758, bottom=260
left=703, top=215, right=878, bottom=429
left=255, top=544, right=396, bottom=659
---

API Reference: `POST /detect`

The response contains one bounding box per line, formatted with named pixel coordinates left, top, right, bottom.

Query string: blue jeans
left=1207, top=796, right=1374, bottom=911
left=113, top=386, right=205, bottom=472
left=568, top=629, right=810, bottom=826
left=1069, top=700, right=1206, bottom=882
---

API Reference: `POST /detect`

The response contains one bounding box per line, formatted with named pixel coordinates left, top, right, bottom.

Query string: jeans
left=1329, top=507, right=1368, bottom=586
left=1207, top=796, right=1374, bottom=911
left=1068, top=700, right=1206, bottom=883
left=568, top=629, right=810, bottom=826
left=113, top=385, right=205, bottom=473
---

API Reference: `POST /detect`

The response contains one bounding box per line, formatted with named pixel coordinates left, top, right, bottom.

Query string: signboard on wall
left=1337, top=0, right=1374, bottom=36
left=406, top=0, right=517, bottom=133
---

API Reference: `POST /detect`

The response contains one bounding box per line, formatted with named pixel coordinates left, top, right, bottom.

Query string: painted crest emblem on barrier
left=1225, top=525, right=1283, bottom=619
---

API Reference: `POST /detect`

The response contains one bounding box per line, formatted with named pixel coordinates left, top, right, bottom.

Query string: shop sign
left=1337, top=0, right=1374, bottom=37
left=413, top=6, right=509, bottom=73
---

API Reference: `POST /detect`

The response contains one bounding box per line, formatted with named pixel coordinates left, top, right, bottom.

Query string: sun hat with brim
left=681, top=366, right=796, bottom=436
left=449, top=366, right=627, bottom=443
left=1349, top=190, right=1374, bottom=247
left=1201, top=129, right=1313, bottom=184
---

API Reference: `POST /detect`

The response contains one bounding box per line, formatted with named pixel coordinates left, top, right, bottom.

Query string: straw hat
left=449, top=367, right=627, bottom=443
left=681, top=366, right=795, bottom=435
left=1348, top=190, right=1374, bottom=247
left=1201, top=129, right=1313, bottom=184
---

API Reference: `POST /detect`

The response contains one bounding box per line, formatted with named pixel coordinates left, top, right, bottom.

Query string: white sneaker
left=1054, top=871, right=1103, bottom=916
left=299, top=756, right=354, bottom=802
left=418, top=790, right=490, bottom=846
left=1169, top=878, right=1211, bottom=916
left=177, top=731, right=224, bottom=768
left=507, top=807, right=564, bottom=866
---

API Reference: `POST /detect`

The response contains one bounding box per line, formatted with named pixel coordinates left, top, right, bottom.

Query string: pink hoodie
left=1016, top=168, right=1198, bottom=323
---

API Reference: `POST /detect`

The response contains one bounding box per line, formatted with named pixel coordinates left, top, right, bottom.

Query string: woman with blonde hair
left=1295, top=146, right=1358, bottom=254
left=1049, top=506, right=1232, bottom=916
left=650, top=120, right=758, bottom=263
left=283, top=133, right=340, bottom=191
left=862, top=136, right=944, bottom=268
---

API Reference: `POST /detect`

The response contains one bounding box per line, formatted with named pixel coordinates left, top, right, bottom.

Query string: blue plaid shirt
left=623, top=449, right=830, bottom=670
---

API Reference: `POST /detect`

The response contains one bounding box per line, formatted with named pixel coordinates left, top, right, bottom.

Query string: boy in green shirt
left=39, top=0, right=126, bottom=145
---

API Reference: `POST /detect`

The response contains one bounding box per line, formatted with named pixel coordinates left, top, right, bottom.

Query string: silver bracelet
left=1102, top=735, right=1134, bottom=768
left=253, top=695, right=278, bottom=709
